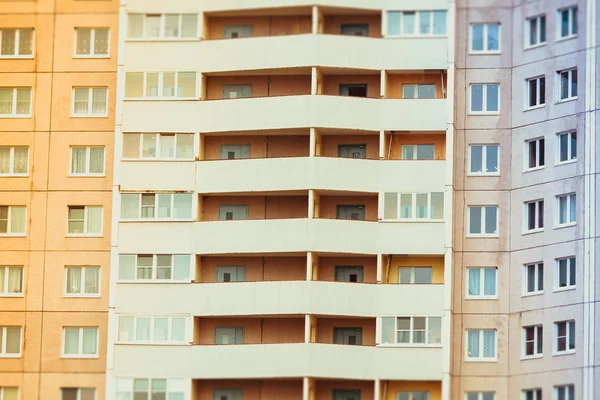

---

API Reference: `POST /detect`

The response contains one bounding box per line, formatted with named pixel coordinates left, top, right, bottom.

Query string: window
left=402, top=84, right=436, bottom=99
left=0, top=28, right=33, bottom=57
left=118, top=254, right=191, bottom=281
left=386, top=11, right=447, bottom=36
left=398, top=267, right=432, bottom=284
left=61, top=388, right=96, bottom=400
left=525, top=200, right=544, bottom=232
left=0, top=206, right=26, bottom=235
left=0, top=387, right=18, bottom=400
left=67, top=206, right=103, bottom=236
left=336, top=205, right=366, bottom=220
left=469, top=144, right=499, bottom=175
left=70, top=147, right=104, bottom=175
left=526, top=15, right=546, bottom=47
left=557, top=131, right=576, bottom=163
left=217, top=266, right=246, bottom=282
left=380, top=316, right=441, bottom=346
left=466, top=267, right=497, bottom=298
left=384, top=192, right=444, bottom=220
left=118, top=316, right=187, bottom=343
left=401, top=144, right=435, bottom=160
left=218, top=205, right=248, bottom=221
left=465, top=393, right=495, bottom=400
left=0, top=147, right=28, bottom=175
left=334, top=327, right=363, bottom=345
left=554, top=385, right=574, bottom=400
left=72, top=87, right=107, bottom=117
left=75, top=28, right=109, bottom=56
left=470, top=23, right=500, bottom=52
left=222, top=84, right=252, bottom=99
left=465, top=329, right=496, bottom=361
left=557, top=69, right=577, bottom=101
left=123, top=133, right=194, bottom=160
left=213, top=388, right=243, bottom=400
left=522, top=325, right=543, bottom=358
left=333, top=390, right=361, bottom=400
left=117, top=378, right=186, bottom=400
left=526, top=138, right=545, bottom=170
left=467, top=206, right=498, bottom=236
left=224, top=24, right=253, bottom=38
left=220, top=144, right=250, bottom=160
left=125, top=72, right=197, bottom=99
left=120, top=193, right=193, bottom=220
left=340, top=24, right=369, bottom=36
left=554, top=320, right=575, bottom=354
left=469, top=84, right=499, bottom=113
left=556, top=257, right=576, bottom=290
left=64, top=266, right=100, bottom=296
left=215, top=327, right=244, bottom=344
left=522, top=389, right=542, bottom=400
left=0, top=266, right=23, bottom=296
left=526, top=76, right=545, bottom=108
left=523, top=263, right=544, bottom=295
left=338, top=144, right=366, bottom=159
left=127, top=14, right=198, bottom=39
left=557, top=193, right=576, bottom=226
left=62, top=327, right=98, bottom=357
left=557, top=7, right=577, bottom=39
left=335, top=266, right=364, bottom=283
left=0, top=326, right=21, bottom=357
left=339, top=84, right=367, bottom=97
left=397, top=392, right=430, bottom=400
left=0, top=87, right=32, bottom=116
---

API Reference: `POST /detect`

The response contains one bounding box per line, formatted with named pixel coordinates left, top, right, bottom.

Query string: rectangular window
left=397, top=393, right=430, bottom=400
left=469, top=23, right=500, bottom=52
left=0, top=266, right=23, bottom=296
left=75, top=28, right=109, bottom=56
left=557, top=131, right=576, bottom=163
left=466, top=267, right=497, bottom=298
left=122, top=133, right=194, bottom=160
left=557, top=7, right=577, bottom=39
left=469, top=144, right=499, bottom=175
left=523, top=263, right=544, bottom=295
left=62, top=327, right=98, bottom=357
left=215, top=327, right=244, bottom=344
left=465, top=393, right=495, bottom=400
left=556, top=257, right=576, bottom=290
left=554, top=385, right=574, bottom=400
left=525, top=200, right=544, bottom=232
left=0, top=28, right=33, bottom=57
left=0, top=147, right=29, bottom=175
left=0, top=326, right=21, bottom=357
left=217, top=266, right=246, bottom=283
left=118, top=254, right=191, bottom=281
left=127, top=14, right=198, bottom=39
left=386, top=10, right=447, bottom=36
left=467, top=206, right=498, bottom=236
left=0, top=206, right=26, bottom=235
left=557, top=193, right=576, bottom=226
left=380, top=316, right=442, bottom=346
left=125, top=72, right=197, bottom=99
left=402, top=84, right=436, bottom=99
left=70, top=147, right=105, bottom=175
left=385, top=192, right=444, bottom=220
left=526, top=76, right=545, bottom=108
left=398, top=267, right=432, bottom=284
left=522, top=325, right=543, bottom=358
left=0, top=87, right=32, bottom=116
left=61, top=388, right=96, bottom=400
left=117, top=378, right=186, bottom=400
left=401, top=144, right=435, bottom=160
left=222, top=84, right=252, bottom=99
left=64, top=266, right=100, bottom=297
left=67, top=206, right=103, bottom=236
left=469, top=84, right=499, bottom=113
left=0, top=388, right=19, bottom=400
left=72, top=87, right=107, bottom=117
left=120, top=193, right=193, bottom=220
left=465, top=329, right=496, bottom=361
left=212, top=389, right=244, bottom=400
left=554, top=320, right=575, bottom=354
left=224, top=24, right=254, bottom=38
left=526, top=138, right=545, bottom=170
left=526, top=15, right=546, bottom=47
left=218, top=204, right=249, bottom=221
left=522, top=389, right=542, bottom=400
left=557, top=69, right=577, bottom=101
left=118, top=315, right=186, bottom=343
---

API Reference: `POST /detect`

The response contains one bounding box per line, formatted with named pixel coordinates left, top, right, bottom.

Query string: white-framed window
left=398, top=267, right=432, bottom=284
left=0, top=28, right=34, bottom=57
left=466, top=267, right=497, bottom=299
left=0, top=326, right=21, bottom=357
left=465, top=393, right=495, bottom=400
left=380, top=316, right=442, bottom=346
left=401, top=144, right=435, bottom=160
left=124, top=71, right=197, bottom=99
left=397, top=392, right=430, bottom=400
left=468, top=144, right=499, bottom=175
left=72, top=87, right=107, bottom=117
left=70, top=146, right=105, bottom=176
left=526, top=15, right=546, bottom=47
left=469, top=84, right=500, bottom=114
left=522, top=325, right=543, bottom=358
left=116, top=378, right=186, bottom=400
left=526, top=137, right=545, bottom=170
left=118, top=254, right=191, bottom=281
left=526, top=76, right=545, bottom=108
left=0, top=387, right=19, bottom=400
left=523, top=262, right=544, bottom=295
left=467, top=206, right=498, bottom=237
left=524, top=200, right=544, bottom=232
left=118, top=315, right=187, bottom=343
left=557, top=131, right=576, bottom=163
left=62, top=327, right=98, bottom=358
left=402, top=84, right=436, bottom=99
left=0, top=87, right=32, bottom=117
left=383, top=192, right=444, bottom=221
left=61, top=387, right=96, bottom=400
left=122, top=133, right=195, bottom=159
left=557, top=7, right=577, bottom=39
left=554, top=385, right=574, bottom=400
left=469, top=23, right=500, bottom=53
left=0, top=206, right=26, bottom=235
left=554, top=320, right=575, bottom=354
left=0, top=266, right=23, bottom=296
left=127, top=13, right=199, bottom=39
left=555, top=257, right=575, bottom=290
left=522, top=389, right=542, bottom=400
left=67, top=206, right=103, bottom=236
left=386, top=10, right=447, bottom=36
left=556, top=193, right=576, bottom=226
left=0, top=147, right=29, bottom=175
left=64, top=266, right=100, bottom=297
left=120, top=193, right=193, bottom=220
left=465, top=329, right=496, bottom=361
left=557, top=69, right=577, bottom=101
left=74, top=28, right=109, bottom=57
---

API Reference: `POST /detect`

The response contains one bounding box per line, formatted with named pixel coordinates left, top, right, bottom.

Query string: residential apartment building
left=0, top=0, right=118, bottom=399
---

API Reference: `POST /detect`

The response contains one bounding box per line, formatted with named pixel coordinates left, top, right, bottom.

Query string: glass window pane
left=173, top=194, right=192, bottom=218
left=64, top=328, right=80, bottom=354
left=471, top=85, right=483, bottom=111
left=119, top=316, right=134, bottom=341
left=182, top=14, right=198, bottom=38
left=123, top=134, right=141, bottom=158
left=171, top=318, right=186, bottom=341
left=418, top=84, right=436, bottom=99
left=402, top=12, right=415, bottom=34
left=91, top=88, right=107, bottom=114
left=89, top=147, right=104, bottom=173
left=66, top=267, right=82, bottom=293
left=86, top=206, right=103, bottom=234
left=471, top=24, right=483, bottom=51
left=1, top=29, right=16, bottom=55
left=160, top=134, right=175, bottom=158
left=430, top=193, right=444, bottom=220
left=484, top=206, right=497, bottom=234
left=419, top=12, right=431, bottom=34
left=119, top=255, right=136, bottom=280
left=402, top=85, right=416, bottom=99
left=569, top=194, right=576, bottom=222
left=384, top=192, right=397, bottom=219
left=399, top=267, right=412, bottom=284
left=163, top=72, right=175, bottom=97
left=146, top=72, right=159, bottom=97
left=483, top=268, right=496, bottom=295
left=0, top=148, right=10, bottom=173
left=433, top=11, right=447, bottom=34
left=402, top=145, right=414, bottom=159
left=84, top=267, right=100, bottom=294
left=94, top=28, right=109, bottom=55
left=414, top=267, right=432, bottom=284
left=16, top=88, right=31, bottom=114
left=467, top=330, right=480, bottom=357
left=136, top=317, right=151, bottom=341
left=387, top=11, right=401, bottom=35
left=82, top=327, right=98, bottom=354
left=164, top=15, right=179, bottom=37
left=470, top=146, right=483, bottom=173
left=142, top=133, right=157, bottom=158
left=469, top=207, right=482, bottom=234
left=486, top=84, right=499, bottom=111
left=153, top=317, right=169, bottom=341
left=468, top=268, right=481, bottom=296
left=6, top=327, right=21, bottom=353
left=173, top=255, right=191, bottom=280
left=176, top=134, right=194, bottom=159
left=177, top=72, right=196, bottom=98
left=428, top=317, right=441, bottom=344
left=400, top=194, right=412, bottom=218
left=416, top=194, right=428, bottom=218
left=483, top=330, right=495, bottom=357
left=76, top=29, right=91, bottom=55
left=416, top=144, right=434, bottom=160
left=157, top=194, right=172, bottom=218
left=125, top=73, right=144, bottom=98
left=487, top=24, right=499, bottom=50
left=128, top=14, right=144, bottom=38
left=145, top=15, right=161, bottom=37
left=486, top=145, right=498, bottom=173
left=121, top=194, right=140, bottom=219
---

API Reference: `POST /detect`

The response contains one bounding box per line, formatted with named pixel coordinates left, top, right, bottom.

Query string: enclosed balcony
left=194, top=316, right=305, bottom=345
left=195, top=379, right=303, bottom=400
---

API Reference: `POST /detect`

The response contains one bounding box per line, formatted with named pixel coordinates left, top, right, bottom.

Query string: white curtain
left=468, top=268, right=480, bottom=296
left=66, top=267, right=82, bottom=294
left=0, top=148, right=10, bottom=173
left=10, top=206, right=26, bottom=234
left=93, top=29, right=109, bottom=55
left=76, top=28, right=91, bottom=55
left=84, top=267, right=100, bottom=294
left=82, top=327, right=98, bottom=355
left=89, top=148, right=104, bottom=174
left=120, top=194, right=140, bottom=219
left=91, top=88, right=107, bottom=114
left=64, top=328, right=80, bottom=354
left=483, top=268, right=496, bottom=296
left=86, top=206, right=102, bottom=234
left=71, top=147, right=86, bottom=174
left=73, top=88, right=89, bottom=114
left=467, top=330, right=479, bottom=357
left=13, top=148, right=28, bottom=174
left=0, top=89, right=12, bottom=114
left=15, top=89, right=30, bottom=115
left=1, top=29, right=15, bottom=55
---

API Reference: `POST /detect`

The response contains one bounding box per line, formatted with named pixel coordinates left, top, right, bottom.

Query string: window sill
left=554, top=223, right=576, bottom=230
left=70, top=114, right=108, bottom=118
left=552, top=350, right=575, bottom=357
left=521, top=354, right=543, bottom=361
left=0, top=354, right=22, bottom=358
left=468, top=50, right=501, bottom=55
left=465, top=296, right=498, bottom=300
left=523, top=166, right=545, bottom=173
left=63, top=294, right=101, bottom=298
left=556, top=159, right=577, bottom=166
left=66, top=234, right=103, bottom=238
left=523, top=104, right=546, bottom=112
left=0, top=293, right=24, bottom=298
left=553, top=285, right=576, bottom=293
left=61, top=355, right=99, bottom=359
left=522, top=291, right=544, bottom=297
left=522, top=228, right=544, bottom=235
left=466, top=234, right=499, bottom=239
left=0, top=114, right=31, bottom=119
left=467, top=111, right=501, bottom=116
left=68, top=174, right=106, bottom=178
left=376, top=343, right=443, bottom=348
left=556, top=34, right=577, bottom=43
left=464, top=358, right=498, bottom=363
left=524, top=42, right=547, bottom=50
left=73, top=55, right=110, bottom=59
left=385, top=34, right=448, bottom=39
left=0, top=55, right=34, bottom=59
left=556, top=97, right=577, bottom=104
left=466, top=172, right=500, bottom=177
left=0, top=233, right=26, bottom=237
left=0, top=174, right=29, bottom=177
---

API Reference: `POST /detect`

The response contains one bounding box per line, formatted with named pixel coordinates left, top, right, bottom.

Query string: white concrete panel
left=118, top=222, right=195, bottom=254
left=121, top=161, right=196, bottom=191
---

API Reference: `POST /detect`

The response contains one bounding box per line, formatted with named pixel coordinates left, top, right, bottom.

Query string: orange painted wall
left=196, top=379, right=303, bottom=400
left=199, top=256, right=306, bottom=282
left=205, top=75, right=311, bottom=99
left=201, top=195, right=308, bottom=221
left=315, top=380, right=374, bottom=400
left=315, top=318, right=376, bottom=345
left=323, top=15, right=382, bottom=37
left=197, top=318, right=305, bottom=345
left=385, top=381, right=442, bottom=400
left=317, top=256, right=377, bottom=283
left=320, top=134, right=379, bottom=159
left=205, top=16, right=312, bottom=39
left=203, top=134, right=310, bottom=160
left=387, top=73, right=447, bottom=99
left=319, top=196, right=378, bottom=221
left=322, top=75, right=381, bottom=98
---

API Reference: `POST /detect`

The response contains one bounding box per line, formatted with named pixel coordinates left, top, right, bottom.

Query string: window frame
left=400, top=144, right=436, bottom=160
left=466, top=205, right=499, bottom=237
left=521, top=389, right=542, bottom=400
left=125, top=71, right=198, bottom=100
left=0, top=205, right=27, bottom=236
left=383, top=192, right=444, bottom=221
left=556, top=131, right=576, bottom=164
left=0, top=326, right=22, bottom=357
left=556, top=193, right=576, bottom=227
left=61, top=327, right=99, bottom=359
left=525, top=15, right=546, bottom=48
left=556, top=68, right=577, bottom=102
left=66, top=205, right=103, bottom=237
left=69, top=146, right=106, bottom=176
left=398, top=266, right=433, bottom=284
left=521, top=325, right=543, bottom=359
left=523, top=199, right=544, bottom=233
left=127, top=13, right=200, bottom=40
left=553, top=384, right=574, bottom=400
left=63, top=266, right=101, bottom=298
left=468, top=83, right=500, bottom=114
left=0, top=266, right=24, bottom=297
left=396, top=391, right=431, bottom=400
left=0, top=87, right=32, bottom=117
left=401, top=84, right=437, bottom=99
left=0, top=147, right=29, bottom=176
left=71, top=87, right=108, bottom=117
left=554, top=257, right=576, bottom=291
left=524, top=137, right=545, bottom=171
left=117, top=315, right=188, bottom=344
left=556, top=7, right=577, bottom=40
left=469, top=23, right=501, bottom=53
left=467, top=144, right=500, bottom=176
left=118, top=254, right=192, bottom=282
left=0, top=28, right=34, bottom=58
left=553, top=320, right=575, bottom=355
left=523, top=262, right=544, bottom=296
left=60, top=388, right=96, bottom=400
left=525, top=76, right=546, bottom=110
left=385, top=10, right=448, bottom=37
left=465, top=392, right=496, bottom=400
left=465, top=267, right=498, bottom=299
left=120, top=192, right=194, bottom=221
left=122, top=133, right=195, bottom=160
left=464, top=329, right=497, bottom=362
left=73, top=27, right=110, bottom=58
left=379, top=316, right=442, bottom=347
left=0, top=387, right=19, bottom=400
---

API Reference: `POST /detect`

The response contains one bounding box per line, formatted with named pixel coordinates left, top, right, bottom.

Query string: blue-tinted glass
left=387, top=11, right=401, bottom=35
left=472, top=24, right=484, bottom=50
left=486, top=84, right=499, bottom=111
